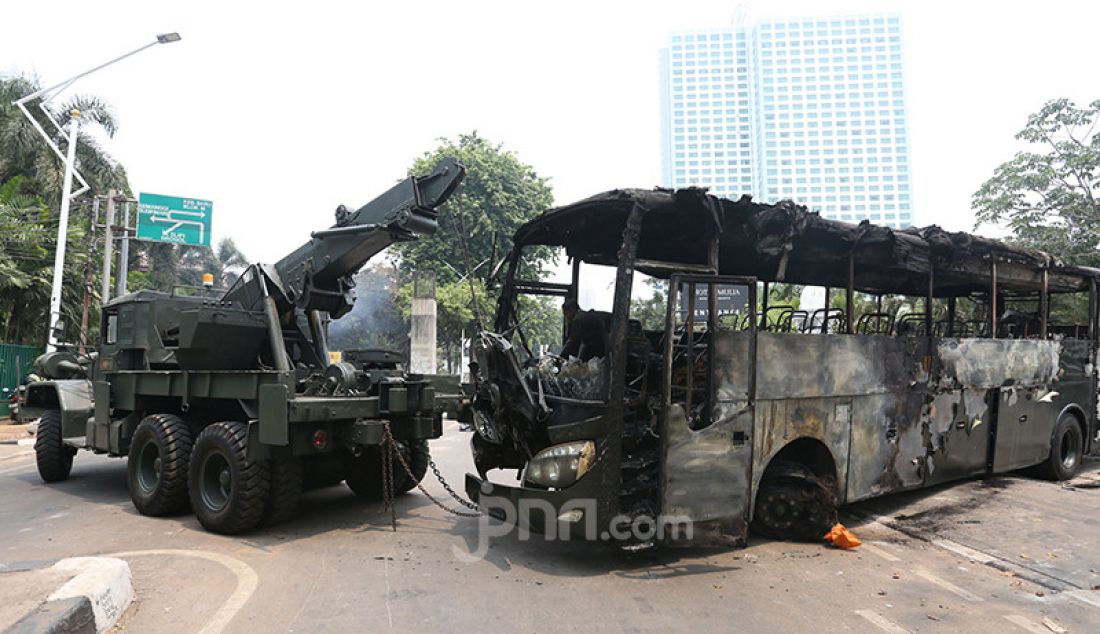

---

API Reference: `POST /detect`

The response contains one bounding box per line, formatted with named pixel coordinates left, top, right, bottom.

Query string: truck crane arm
left=223, top=156, right=465, bottom=319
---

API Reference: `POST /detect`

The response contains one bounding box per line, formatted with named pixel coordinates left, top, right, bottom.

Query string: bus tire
left=35, top=409, right=75, bottom=483
left=128, top=414, right=193, bottom=516
left=189, top=422, right=270, bottom=534
left=751, top=461, right=837, bottom=542
left=1037, top=414, right=1083, bottom=481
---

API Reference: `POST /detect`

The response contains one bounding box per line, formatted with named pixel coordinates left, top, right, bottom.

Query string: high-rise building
left=659, top=14, right=913, bottom=228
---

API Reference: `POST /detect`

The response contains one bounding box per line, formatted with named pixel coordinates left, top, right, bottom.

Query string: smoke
left=326, top=262, right=409, bottom=355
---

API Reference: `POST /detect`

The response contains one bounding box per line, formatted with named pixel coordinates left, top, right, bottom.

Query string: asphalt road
left=1, top=422, right=1098, bottom=633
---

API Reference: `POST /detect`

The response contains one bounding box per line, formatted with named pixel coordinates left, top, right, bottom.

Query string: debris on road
left=1041, top=617, right=1068, bottom=633
left=824, top=523, right=862, bottom=549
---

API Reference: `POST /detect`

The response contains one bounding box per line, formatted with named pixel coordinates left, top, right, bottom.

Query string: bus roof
left=513, top=188, right=1098, bottom=297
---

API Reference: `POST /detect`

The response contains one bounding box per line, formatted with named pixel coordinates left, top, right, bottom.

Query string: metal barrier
left=0, top=343, right=39, bottom=417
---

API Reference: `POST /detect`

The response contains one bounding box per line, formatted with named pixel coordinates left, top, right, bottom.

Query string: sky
left=2, top=0, right=1097, bottom=273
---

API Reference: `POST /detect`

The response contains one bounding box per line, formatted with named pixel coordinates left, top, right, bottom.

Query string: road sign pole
left=101, top=190, right=116, bottom=304
left=116, top=199, right=131, bottom=297
left=46, top=111, right=81, bottom=353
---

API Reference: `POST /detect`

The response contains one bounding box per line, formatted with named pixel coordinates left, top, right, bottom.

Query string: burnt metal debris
left=466, top=187, right=1099, bottom=548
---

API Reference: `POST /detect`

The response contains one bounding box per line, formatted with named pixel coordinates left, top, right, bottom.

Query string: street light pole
left=12, top=33, right=182, bottom=352
left=45, top=110, right=81, bottom=352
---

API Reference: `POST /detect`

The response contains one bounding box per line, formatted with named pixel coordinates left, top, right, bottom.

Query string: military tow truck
left=24, top=158, right=465, bottom=534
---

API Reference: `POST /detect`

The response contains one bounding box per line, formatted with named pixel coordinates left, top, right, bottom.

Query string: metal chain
left=382, top=422, right=396, bottom=531
left=425, top=458, right=481, bottom=515
left=381, top=422, right=482, bottom=520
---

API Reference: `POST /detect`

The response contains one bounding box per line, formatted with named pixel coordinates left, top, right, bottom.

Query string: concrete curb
left=0, top=438, right=35, bottom=446
left=6, top=557, right=134, bottom=634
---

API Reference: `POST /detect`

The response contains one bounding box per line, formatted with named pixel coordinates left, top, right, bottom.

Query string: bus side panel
left=845, top=391, right=927, bottom=502
left=994, top=339, right=1091, bottom=471
left=750, top=333, right=926, bottom=505
left=936, top=338, right=1064, bottom=473
left=754, top=396, right=853, bottom=503
left=924, top=388, right=992, bottom=486
left=936, top=339, right=1060, bottom=390
left=662, top=330, right=755, bottom=546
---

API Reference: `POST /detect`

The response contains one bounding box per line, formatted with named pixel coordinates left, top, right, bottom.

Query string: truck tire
left=301, top=456, right=346, bottom=490
left=751, top=461, right=837, bottom=542
left=1037, top=414, right=1084, bottom=481
left=35, top=409, right=75, bottom=483
left=345, top=440, right=430, bottom=500
left=189, top=422, right=270, bottom=535
left=128, top=414, right=193, bottom=516
left=262, top=456, right=303, bottom=526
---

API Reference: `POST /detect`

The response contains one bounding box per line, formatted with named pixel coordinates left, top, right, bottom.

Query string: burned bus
left=465, top=187, right=1099, bottom=547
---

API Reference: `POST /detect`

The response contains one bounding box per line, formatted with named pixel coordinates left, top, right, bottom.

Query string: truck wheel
left=35, top=409, right=75, bottom=483
left=751, top=461, right=837, bottom=541
left=262, top=456, right=302, bottom=526
left=189, top=422, right=270, bottom=534
left=301, top=457, right=346, bottom=490
left=128, top=414, right=193, bottom=516
left=1037, top=414, right=1084, bottom=481
left=345, top=440, right=430, bottom=500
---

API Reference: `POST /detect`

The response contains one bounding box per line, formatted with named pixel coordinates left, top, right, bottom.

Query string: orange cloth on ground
left=823, top=523, right=862, bottom=549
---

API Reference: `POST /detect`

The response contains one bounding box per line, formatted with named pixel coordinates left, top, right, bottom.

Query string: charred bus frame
left=466, top=188, right=1099, bottom=547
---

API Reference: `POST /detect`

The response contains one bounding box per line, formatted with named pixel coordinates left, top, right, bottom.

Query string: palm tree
left=0, top=75, right=129, bottom=201
left=0, top=74, right=130, bottom=344
left=176, top=238, right=249, bottom=290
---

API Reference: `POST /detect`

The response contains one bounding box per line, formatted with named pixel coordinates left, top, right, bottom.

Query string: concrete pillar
left=410, top=273, right=437, bottom=374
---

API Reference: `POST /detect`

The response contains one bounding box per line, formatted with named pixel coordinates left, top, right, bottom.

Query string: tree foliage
left=395, top=132, right=555, bottom=284
left=127, top=238, right=249, bottom=294
left=389, top=133, right=559, bottom=371
left=0, top=76, right=129, bottom=202
left=974, top=98, right=1100, bottom=266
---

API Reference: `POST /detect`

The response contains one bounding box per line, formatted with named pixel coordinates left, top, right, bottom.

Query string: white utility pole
left=45, top=111, right=81, bottom=352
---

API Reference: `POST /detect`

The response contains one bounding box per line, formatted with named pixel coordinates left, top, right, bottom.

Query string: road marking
left=383, top=533, right=396, bottom=628
left=1003, top=614, right=1048, bottom=634
left=862, top=541, right=901, bottom=562
left=110, top=549, right=258, bottom=634
left=854, top=609, right=908, bottom=633
left=915, top=568, right=984, bottom=602
left=931, top=538, right=995, bottom=564
left=1063, top=588, right=1100, bottom=610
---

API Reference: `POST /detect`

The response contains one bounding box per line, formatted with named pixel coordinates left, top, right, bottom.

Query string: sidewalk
left=1, top=558, right=133, bottom=633
left=0, top=421, right=35, bottom=445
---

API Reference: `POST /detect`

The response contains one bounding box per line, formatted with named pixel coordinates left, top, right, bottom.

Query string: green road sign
left=137, top=192, right=213, bottom=247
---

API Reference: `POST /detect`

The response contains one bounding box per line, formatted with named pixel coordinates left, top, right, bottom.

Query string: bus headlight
left=524, top=441, right=596, bottom=488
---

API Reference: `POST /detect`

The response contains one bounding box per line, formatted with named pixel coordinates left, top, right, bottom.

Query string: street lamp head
left=156, top=32, right=182, bottom=44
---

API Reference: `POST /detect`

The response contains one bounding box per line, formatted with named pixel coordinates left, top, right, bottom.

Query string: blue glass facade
left=660, top=14, right=913, bottom=228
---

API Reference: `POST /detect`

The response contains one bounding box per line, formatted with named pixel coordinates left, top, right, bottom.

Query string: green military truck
left=23, top=158, right=465, bottom=534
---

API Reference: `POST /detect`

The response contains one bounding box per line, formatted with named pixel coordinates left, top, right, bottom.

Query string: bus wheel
left=128, top=414, right=193, bottom=516
left=35, top=409, right=75, bottom=483
left=751, top=461, right=837, bottom=542
left=1038, top=414, right=1084, bottom=481
left=189, top=422, right=270, bottom=534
